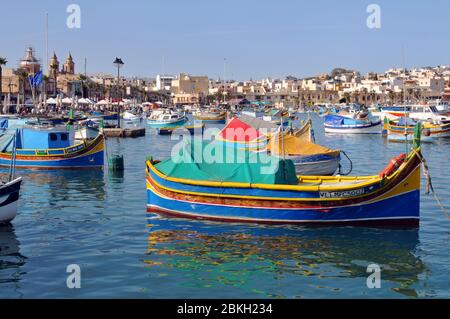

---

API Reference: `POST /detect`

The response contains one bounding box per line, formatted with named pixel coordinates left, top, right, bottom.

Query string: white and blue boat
left=324, top=114, right=382, bottom=134
left=0, top=177, right=22, bottom=224
left=147, top=110, right=187, bottom=128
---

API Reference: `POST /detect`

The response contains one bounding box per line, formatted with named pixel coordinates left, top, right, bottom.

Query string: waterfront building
left=156, top=74, right=175, bottom=91
left=171, top=73, right=209, bottom=95
left=0, top=68, right=20, bottom=95
left=443, top=87, right=450, bottom=101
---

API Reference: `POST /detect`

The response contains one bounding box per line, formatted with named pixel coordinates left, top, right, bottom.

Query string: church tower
left=62, top=52, right=75, bottom=74
left=49, top=52, right=59, bottom=78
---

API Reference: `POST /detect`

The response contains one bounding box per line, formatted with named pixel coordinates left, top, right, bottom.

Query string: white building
left=418, top=77, right=445, bottom=93
left=156, top=74, right=176, bottom=91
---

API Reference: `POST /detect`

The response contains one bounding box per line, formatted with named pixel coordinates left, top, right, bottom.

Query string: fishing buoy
left=109, top=154, right=124, bottom=171
left=422, top=128, right=431, bottom=137
left=379, top=153, right=406, bottom=178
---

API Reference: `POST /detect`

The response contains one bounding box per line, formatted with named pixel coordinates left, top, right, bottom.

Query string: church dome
left=19, top=47, right=41, bottom=73
left=20, top=47, right=39, bottom=67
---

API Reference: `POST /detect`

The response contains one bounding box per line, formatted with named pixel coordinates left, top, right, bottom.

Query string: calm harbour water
left=0, top=113, right=449, bottom=299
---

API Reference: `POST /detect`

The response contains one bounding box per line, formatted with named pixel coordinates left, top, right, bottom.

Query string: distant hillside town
left=1, top=46, right=449, bottom=109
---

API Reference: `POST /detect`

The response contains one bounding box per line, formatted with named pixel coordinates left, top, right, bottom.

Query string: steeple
left=62, top=52, right=75, bottom=74
left=49, top=51, right=59, bottom=78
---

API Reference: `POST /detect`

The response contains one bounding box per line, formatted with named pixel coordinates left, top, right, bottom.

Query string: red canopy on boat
left=218, top=117, right=262, bottom=142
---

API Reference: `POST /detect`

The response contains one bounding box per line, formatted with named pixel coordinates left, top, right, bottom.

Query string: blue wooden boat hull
left=147, top=186, right=419, bottom=226
left=0, top=151, right=104, bottom=168
left=0, top=134, right=105, bottom=169
left=0, top=177, right=21, bottom=224
left=146, top=149, right=422, bottom=227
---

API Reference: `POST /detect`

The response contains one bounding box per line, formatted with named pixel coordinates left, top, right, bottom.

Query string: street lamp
left=113, top=57, right=124, bottom=128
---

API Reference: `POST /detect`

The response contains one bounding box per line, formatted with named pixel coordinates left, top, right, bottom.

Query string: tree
left=14, top=69, right=29, bottom=102
left=78, top=74, right=88, bottom=98
left=343, top=92, right=351, bottom=103
left=361, top=87, right=368, bottom=106
left=42, top=75, right=49, bottom=96
left=0, top=57, right=7, bottom=102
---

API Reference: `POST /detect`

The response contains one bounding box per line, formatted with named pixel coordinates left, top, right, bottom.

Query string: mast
left=402, top=45, right=408, bottom=154
left=223, top=58, right=226, bottom=104
left=45, top=13, right=49, bottom=75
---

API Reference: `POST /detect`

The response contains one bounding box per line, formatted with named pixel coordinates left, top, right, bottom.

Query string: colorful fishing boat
left=263, top=109, right=289, bottom=125
left=324, top=114, right=382, bottom=134
left=216, top=116, right=271, bottom=149
left=0, top=177, right=22, bottom=224
left=266, top=121, right=341, bottom=176
left=384, top=117, right=449, bottom=141
left=193, top=108, right=226, bottom=123
left=0, top=127, right=104, bottom=169
left=146, top=126, right=423, bottom=227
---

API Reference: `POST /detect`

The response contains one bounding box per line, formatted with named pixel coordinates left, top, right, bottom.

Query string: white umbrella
left=57, top=95, right=63, bottom=108
left=46, top=97, right=58, bottom=105
left=78, top=98, right=92, bottom=105
left=2, top=95, right=7, bottom=114
left=96, top=99, right=109, bottom=105
left=7, top=93, right=11, bottom=113
left=62, top=97, right=73, bottom=104
left=16, top=93, right=21, bottom=114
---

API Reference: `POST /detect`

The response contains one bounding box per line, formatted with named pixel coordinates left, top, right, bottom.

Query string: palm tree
left=77, top=74, right=88, bottom=98
left=361, top=87, right=368, bottom=106
left=42, top=75, right=49, bottom=96
left=14, top=69, right=29, bottom=104
left=0, top=57, right=7, bottom=102
left=343, top=92, right=351, bottom=103
left=388, top=90, right=395, bottom=104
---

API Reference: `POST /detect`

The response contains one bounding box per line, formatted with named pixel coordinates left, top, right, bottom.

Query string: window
left=50, top=133, right=58, bottom=141
left=60, top=133, right=68, bottom=141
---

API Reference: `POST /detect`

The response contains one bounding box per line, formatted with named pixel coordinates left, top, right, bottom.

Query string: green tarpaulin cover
left=155, top=139, right=298, bottom=185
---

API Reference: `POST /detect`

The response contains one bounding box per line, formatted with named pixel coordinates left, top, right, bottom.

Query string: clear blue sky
left=1, top=0, right=449, bottom=80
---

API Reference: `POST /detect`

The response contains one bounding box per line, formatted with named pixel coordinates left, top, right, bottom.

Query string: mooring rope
left=338, top=150, right=353, bottom=176
left=102, top=128, right=110, bottom=169
left=413, top=148, right=450, bottom=220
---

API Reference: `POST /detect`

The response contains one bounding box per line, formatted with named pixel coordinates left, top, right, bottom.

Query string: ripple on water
left=0, top=114, right=449, bottom=298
